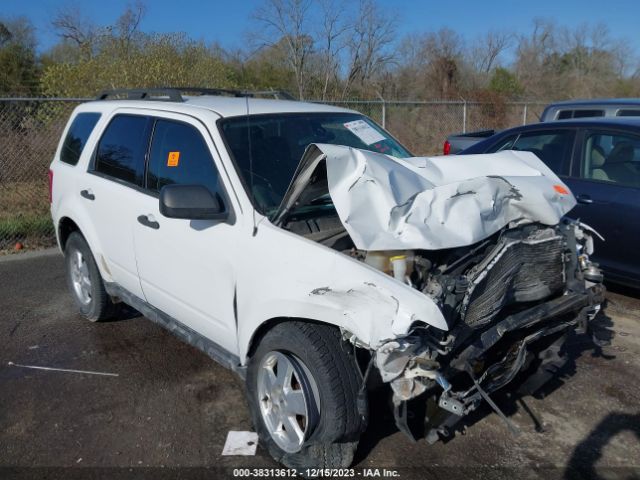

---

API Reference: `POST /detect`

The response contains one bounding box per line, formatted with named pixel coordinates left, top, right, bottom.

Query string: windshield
left=219, top=112, right=411, bottom=214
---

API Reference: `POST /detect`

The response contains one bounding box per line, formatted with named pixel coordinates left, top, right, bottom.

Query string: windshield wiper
left=309, top=193, right=333, bottom=205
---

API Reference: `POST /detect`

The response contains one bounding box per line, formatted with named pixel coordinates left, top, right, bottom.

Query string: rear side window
left=94, top=115, right=152, bottom=186
left=616, top=109, right=640, bottom=117
left=60, top=113, right=101, bottom=165
left=146, top=119, right=220, bottom=194
left=557, top=109, right=604, bottom=119
left=572, top=109, right=604, bottom=118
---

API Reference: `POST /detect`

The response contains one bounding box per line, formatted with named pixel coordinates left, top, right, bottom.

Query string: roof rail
left=96, top=87, right=296, bottom=102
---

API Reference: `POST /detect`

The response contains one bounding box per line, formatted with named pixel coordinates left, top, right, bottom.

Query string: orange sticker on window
left=167, top=151, right=180, bottom=167
left=553, top=184, right=569, bottom=195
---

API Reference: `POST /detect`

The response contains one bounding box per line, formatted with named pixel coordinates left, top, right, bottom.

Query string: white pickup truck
left=50, top=88, right=604, bottom=470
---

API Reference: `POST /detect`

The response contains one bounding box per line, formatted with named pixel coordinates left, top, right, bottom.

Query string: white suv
left=50, top=88, right=605, bottom=469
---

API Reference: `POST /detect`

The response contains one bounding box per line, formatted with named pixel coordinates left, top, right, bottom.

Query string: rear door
left=564, top=128, right=640, bottom=285
left=82, top=113, right=153, bottom=298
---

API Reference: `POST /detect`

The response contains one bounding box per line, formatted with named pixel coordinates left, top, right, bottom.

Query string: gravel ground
left=0, top=251, right=638, bottom=480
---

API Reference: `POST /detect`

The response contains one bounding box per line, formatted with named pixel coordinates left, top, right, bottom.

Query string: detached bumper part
left=381, top=284, right=604, bottom=443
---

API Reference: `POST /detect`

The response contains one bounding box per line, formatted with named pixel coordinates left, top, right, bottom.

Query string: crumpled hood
left=274, top=144, right=576, bottom=251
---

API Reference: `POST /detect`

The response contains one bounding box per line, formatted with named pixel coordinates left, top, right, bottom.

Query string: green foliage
left=0, top=4, right=638, bottom=103
left=231, top=43, right=296, bottom=92
left=41, top=33, right=237, bottom=97
left=488, top=67, right=523, bottom=97
left=0, top=18, right=39, bottom=95
left=0, top=214, right=53, bottom=241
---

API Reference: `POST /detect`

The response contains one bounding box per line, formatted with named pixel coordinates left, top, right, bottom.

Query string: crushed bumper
left=375, top=283, right=605, bottom=442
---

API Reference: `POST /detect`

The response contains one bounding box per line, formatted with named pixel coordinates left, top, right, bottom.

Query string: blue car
left=459, top=117, right=640, bottom=288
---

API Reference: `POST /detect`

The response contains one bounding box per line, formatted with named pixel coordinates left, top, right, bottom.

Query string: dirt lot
left=0, top=251, right=638, bottom=480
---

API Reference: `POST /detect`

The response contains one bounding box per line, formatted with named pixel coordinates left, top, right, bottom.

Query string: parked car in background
left=459, top=117, right=640, bottom=287
left=445, top=98, right=640, bottom=154
left=540, top=98, right=640, bottom=121
left=443, top=129, right=495, bottom=155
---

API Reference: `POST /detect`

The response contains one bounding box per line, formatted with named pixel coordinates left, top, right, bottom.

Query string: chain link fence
left=315, top=99, right=548, bottom=155
left=0, top=98, right=84, bottom=252
left=0, top=97, right=547, bottom=253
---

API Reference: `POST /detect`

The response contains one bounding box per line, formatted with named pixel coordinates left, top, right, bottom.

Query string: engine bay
left=285, top=209, right=605, bottom=442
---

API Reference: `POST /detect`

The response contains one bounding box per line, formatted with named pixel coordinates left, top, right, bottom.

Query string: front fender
left=236, top=222, right=446, bottom=364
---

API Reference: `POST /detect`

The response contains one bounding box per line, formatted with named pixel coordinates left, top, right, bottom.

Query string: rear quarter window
left=60, top=112, right=101, bottom=165
left=557, top=109, right=605, bottom=120
left=616, top=109, right=640, bottom=117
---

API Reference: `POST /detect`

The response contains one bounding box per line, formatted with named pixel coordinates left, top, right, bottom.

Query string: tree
left=43, top=3, right=235, bottom=97
left=470, top=30, right=513, bottom=74
left=316, top=0, right=348, bottom=100
left=252, top=0, right=314, bottom=99
left=342, top=0, right=397, bottom=98
left=488, top=67, right=523, bottom=97
left=0, top=17, right=39, bottom=95
left=51, top=4, right=98, bottom=61
left=514, top=19, right=632, bottom=99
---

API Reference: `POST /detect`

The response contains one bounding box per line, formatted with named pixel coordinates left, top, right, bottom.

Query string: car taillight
left=443, top=140, right=451, bottom=155
left=48, top=169, right=53, bottom=203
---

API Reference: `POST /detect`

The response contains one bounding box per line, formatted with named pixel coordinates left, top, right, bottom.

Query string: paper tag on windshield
left=344, top=120, right=386, bottom=145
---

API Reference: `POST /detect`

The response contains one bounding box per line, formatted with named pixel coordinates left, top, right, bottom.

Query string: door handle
left=80, top=189, right=95, bottom=201
left=576, top=194, right=593, bottom=204
left=137, top=214, right=160, bottom=230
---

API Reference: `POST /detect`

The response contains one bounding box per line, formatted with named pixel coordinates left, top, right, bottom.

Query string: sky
left=3, top=0, right=640, bottom=57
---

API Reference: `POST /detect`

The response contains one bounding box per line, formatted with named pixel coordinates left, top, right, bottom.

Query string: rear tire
left=247, top=321, right=366, bottom=470
left=64, top=232, right=116, bottom=322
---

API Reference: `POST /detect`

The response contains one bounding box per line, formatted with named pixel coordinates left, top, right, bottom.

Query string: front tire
left=64, top=232, right=116, bottom=322
left=247, top=321, right=366, bottom=469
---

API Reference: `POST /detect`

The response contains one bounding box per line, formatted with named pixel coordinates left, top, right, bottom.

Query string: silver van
left=540, top=98, right=640, bottom=121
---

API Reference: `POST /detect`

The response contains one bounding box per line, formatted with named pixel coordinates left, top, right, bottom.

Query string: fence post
left=462, top=100, right=467, bottom=133
left=381, top=100, right=386, bottom=129
left=376, top=93, right=386, bottom=128
left=522, top=104, right=528, bottom=125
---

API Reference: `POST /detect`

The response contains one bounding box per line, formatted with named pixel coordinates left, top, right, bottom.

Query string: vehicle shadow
left=563, top=412, right=640, bottom=480
left=354, top=307, right=617, bottom=463
left=450, top=307, right=617, bottom=435
left=97, top=303, right=142, bottom=322
left=605, top=281, right=640, bottom=300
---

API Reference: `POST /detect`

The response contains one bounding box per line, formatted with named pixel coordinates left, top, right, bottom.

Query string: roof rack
left=96, top=87, right=295, bottom=102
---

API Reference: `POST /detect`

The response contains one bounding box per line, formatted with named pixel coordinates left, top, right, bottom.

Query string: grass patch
left=1, top=181, right=50, bottom=220
left=0, top=213, right=54, bottom=246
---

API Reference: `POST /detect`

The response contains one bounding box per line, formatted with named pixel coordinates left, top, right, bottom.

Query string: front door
left=132, top=114, right=241, bottom=354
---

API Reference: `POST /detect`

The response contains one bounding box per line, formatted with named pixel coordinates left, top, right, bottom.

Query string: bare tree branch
left=342, top=0, right=397, bottom=99
left=252, top=0, right=314, bottom=99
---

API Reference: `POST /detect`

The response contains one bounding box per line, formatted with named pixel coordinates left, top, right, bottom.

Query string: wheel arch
left=55, top=212, right=113, bottom=283
left=58, top=216, right=81, bottom=251
left=243, top=316, right=347, bottom=364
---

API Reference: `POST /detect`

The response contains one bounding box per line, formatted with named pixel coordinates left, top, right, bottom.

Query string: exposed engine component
left=290, top=209, right=604, bottom=443
left=364, top=250, right=414, bottom=285
left=365, top=219, right=604, bottom=442
left=281, top=144, right=605, bottom=447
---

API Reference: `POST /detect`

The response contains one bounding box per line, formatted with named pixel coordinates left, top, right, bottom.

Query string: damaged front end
left=274, top=143, right=605, bottom=444
left=374, top=220, right=604, bottom=442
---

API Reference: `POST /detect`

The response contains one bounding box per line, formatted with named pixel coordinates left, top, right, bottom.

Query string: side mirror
left=159, top=184, right=228, bottom=221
